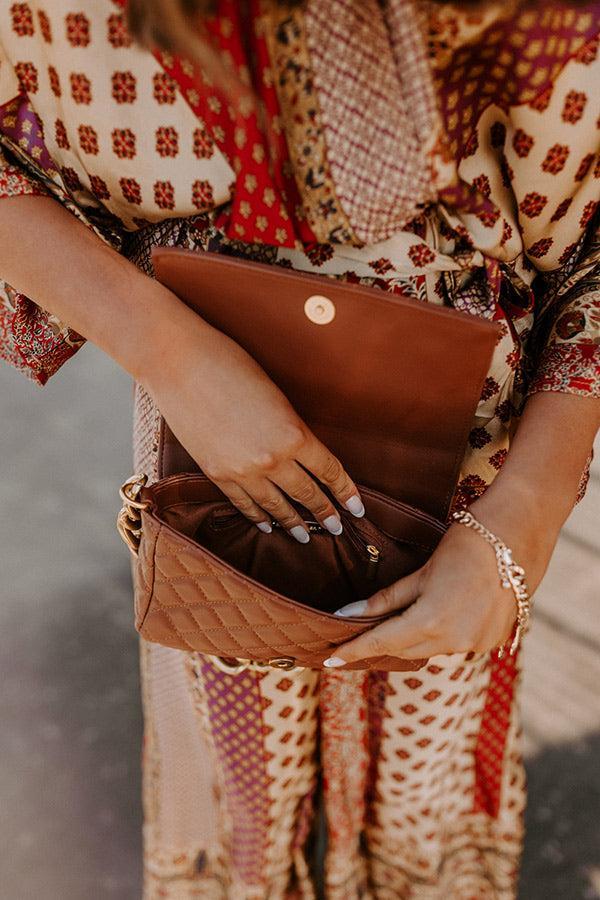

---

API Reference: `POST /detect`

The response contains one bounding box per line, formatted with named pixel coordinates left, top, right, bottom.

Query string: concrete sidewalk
left=0, top=344, right=599, bottom=899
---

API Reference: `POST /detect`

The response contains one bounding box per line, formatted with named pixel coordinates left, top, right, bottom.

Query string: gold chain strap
left=451, top=509, right=532, bottom=657
left=116, top=473, right=150, bottom=556
left=116, top=474, right=303, bottom=673
left=209, top=655, right=304, bottom=674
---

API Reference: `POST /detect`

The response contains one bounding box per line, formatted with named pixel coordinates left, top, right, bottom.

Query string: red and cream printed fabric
left=0, top=0, right=235, bottom=227
left=0, top=4, right=597, bottom=895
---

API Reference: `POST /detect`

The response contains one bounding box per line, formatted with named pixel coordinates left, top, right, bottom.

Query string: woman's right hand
left=142, top=308, right=365, bottom=543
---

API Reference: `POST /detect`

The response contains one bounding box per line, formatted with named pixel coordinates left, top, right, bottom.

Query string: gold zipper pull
left=366, top=544, right=380, bottom=579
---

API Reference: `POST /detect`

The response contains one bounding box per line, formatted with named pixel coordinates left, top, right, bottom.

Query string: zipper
left=344, top=522, right=381, bottom=580
left=365, top=544, right=380, bottom=579
left=269, top=519, right=324, bottom=534
left=210, top=510, right=381, bottom=580
left=242, top=515, right=381, bottom=577
left=316, top=517, right=380, bottom=579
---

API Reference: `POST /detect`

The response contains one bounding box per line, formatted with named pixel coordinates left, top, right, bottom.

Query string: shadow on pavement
left=522, top=733, right=600, bottom=899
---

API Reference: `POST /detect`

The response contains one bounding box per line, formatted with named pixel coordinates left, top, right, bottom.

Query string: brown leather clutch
left=117, top=249, right=500, bottom=672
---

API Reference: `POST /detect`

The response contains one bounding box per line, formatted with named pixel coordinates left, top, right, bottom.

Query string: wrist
left=468, top=474, right=559, bottom=585
left=474, top=466, right=573, bottom=536
left=129, top=281, right=245, bottom=403
left=111, top=276, right=200, bottom=387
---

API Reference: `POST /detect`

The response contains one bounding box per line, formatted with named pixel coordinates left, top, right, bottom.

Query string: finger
left=323, top=597, right=438, bottom=665
left=216, top=481, right=273, bottom=533
left=273, top=461, right=343, bottom=535
left=244, top=478, right=312, bottom=544
left=296, top=439, right=364, bottom=518
left=333, top=567, right=423, bottom=618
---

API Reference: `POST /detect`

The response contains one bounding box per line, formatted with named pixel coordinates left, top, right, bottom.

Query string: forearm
left=0, top=194, right=205, bottom=382
left=472, top=392, right=600, bottom=572
left=0, top=198, right=362, bottom=537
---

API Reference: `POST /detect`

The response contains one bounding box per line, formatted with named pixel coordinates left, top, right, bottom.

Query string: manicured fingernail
left=323, top=514, right=343, bottom=536
left=345, top=495, right=365, bottom=517
left=323, top=656, right=346, bottom=667
left=290, top=525, right=310, bottom=544
left=334, top=600, right=367, bottom=617
left=256, top=521, right=272, bottom=534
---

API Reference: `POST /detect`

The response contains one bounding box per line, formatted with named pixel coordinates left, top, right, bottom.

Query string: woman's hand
left=323, top=390, right=600, bottom=667
left=325, top=391, right=600, bottom=666
left=142, top=309, right=364, bottom=543
left=323, top=481, right=558, bottom=666
left=0, top=195, right=362, bottom=543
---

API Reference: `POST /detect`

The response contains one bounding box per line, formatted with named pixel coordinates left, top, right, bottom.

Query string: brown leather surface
left=134, top=474, right=447, bottom=671
left=152, top=249, right=500, bottom=519
left=130, top=250, right=499, bottom=669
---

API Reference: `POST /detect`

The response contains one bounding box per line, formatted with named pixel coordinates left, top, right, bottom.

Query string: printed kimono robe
left=0, top=0, right=598, bottom=896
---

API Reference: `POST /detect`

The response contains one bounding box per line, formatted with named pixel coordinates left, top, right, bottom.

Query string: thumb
left=333, top=567, right=423, bottom=618
left=324, top=592, right=432, bottom=665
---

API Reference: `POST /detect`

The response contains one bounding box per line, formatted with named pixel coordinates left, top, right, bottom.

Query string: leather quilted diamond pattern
left=134, top=511, right=424, bottom=672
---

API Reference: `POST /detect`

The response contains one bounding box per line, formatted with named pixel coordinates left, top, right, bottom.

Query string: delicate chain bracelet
left=451, top=509, right=532, bottom=657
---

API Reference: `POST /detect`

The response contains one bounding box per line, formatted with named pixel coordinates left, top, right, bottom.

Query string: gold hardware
left=267, top=657, right=298, bottom=670
left=209, top=655, right=302, bottom=674
left=304, top=294, right=336, bottom=325
left=366, top=544, right=380, bottom=579
left=119, top=473, right=150, bottom=509
left=117, top=473, right=150, bottom=556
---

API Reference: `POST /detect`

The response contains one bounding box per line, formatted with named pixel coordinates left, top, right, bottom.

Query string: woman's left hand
left=324, top=494, right=554, bottom=666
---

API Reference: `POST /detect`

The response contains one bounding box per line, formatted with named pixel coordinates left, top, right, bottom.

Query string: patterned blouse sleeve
left=528, top=215, right=600, bottom=399
left=0, top=28, right=85, bottom=385
left=0, top=137, right=91, bottom=385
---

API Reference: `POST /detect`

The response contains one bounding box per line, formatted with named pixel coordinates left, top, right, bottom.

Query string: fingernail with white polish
left=334, top=600, right=367, bottom=617
left=323, top=514, right=343, bottom=536
left=256, top=521, right=272, bottom=534
left=290, top=525, right=310, bottom=544
left=345, top=495, right=365, bottom=518
left=323, top=656, right=346, bottom=667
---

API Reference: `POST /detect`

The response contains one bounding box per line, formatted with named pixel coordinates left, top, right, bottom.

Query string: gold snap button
left=304, top=294, right=335, bottom=325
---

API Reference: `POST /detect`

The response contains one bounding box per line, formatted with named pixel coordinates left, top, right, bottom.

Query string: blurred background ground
left=0, top=345, right=598, bottom=900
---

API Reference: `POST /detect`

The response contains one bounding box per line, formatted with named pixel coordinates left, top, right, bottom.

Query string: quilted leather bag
left=118, top=250, right=499, bottom=672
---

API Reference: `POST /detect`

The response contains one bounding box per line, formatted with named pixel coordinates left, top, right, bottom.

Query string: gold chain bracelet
left=451, top=509, right=532, bottom=657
